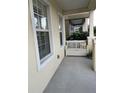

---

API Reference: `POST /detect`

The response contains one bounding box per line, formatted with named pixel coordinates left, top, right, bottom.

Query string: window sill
left=39, top=53, right=54, bottom=71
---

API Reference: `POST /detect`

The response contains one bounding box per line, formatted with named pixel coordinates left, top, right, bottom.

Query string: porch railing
left=66, top=40, right=87, bottom=56
left=66, top=40, right=86, bottom=49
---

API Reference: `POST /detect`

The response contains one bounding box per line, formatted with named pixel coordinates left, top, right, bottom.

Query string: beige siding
left=28, top=0, right=64, bottom=93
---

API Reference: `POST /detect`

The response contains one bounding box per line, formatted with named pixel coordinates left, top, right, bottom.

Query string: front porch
left=44, top=57, right=96, bottom=93
left=29, top=0, right=96, bottom=93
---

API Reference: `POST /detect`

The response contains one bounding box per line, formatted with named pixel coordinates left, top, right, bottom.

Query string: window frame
left=29, top=0, right=53, bottom=71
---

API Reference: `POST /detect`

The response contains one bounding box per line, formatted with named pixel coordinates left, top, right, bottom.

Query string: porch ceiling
left=69, top=18, right=85, bottom=26
left=56, top=0, right=96, bottom=15
left=65, top=12, right=90, bottom=20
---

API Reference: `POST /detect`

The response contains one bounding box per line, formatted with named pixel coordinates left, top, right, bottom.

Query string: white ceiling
left=57, top=0, right=90, bottom=11
left=65, top=12, right=90, bottom=19
left=70, top=19, right=84, bottom=25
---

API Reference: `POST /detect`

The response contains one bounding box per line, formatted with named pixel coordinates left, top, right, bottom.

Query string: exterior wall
left=28, top=0, right=65, bottom=93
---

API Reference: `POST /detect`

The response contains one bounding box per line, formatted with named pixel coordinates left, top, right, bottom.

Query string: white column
left=85, top=18, right=88, bottom=32
left=89, top=11, right=94, bottom=37
left=83, top=18, right=88, bottom=32
left=87, top=11, right=94, bottom=51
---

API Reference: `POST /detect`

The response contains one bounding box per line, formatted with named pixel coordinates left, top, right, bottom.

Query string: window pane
left=38, top=8, right=42, bottom=15
left=34, top=14, right=39, bottom=28
left=39, top=16, right=48, bottom=29
left=45, top=43, right=50, bottom=54
left=36, top=32, right=50, bottom=60
left=33, top=6, right=37, bottom=13
left=60, top=32, right=63, bottom=45
left=59, top=16, right=62, bottom=31
left=33, top=0, right=37, bottom=13
left=42, top=5, right=47, bottom=17
left=33, top=0, right=48, bottom=30
left=38, top=0, right=43, bottom=15
left=59, top=16, right=63, bottom=46
left=32, top=0, right=51, bottom=62
left=33, top=0, right=37, bottom=6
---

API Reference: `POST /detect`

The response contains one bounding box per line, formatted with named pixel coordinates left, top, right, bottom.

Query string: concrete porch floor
left=44, top=57, right=96, bottom=93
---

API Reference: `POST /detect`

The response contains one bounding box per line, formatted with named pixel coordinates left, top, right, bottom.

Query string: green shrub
left=67, top=31, right=89, bottom=40
left=66, top=26, right=96, bottom=40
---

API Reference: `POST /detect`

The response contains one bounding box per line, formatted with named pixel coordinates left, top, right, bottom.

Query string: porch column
left=69, top=24, right=71, bottom=35
left=89, top=11, right=94, bottom=37
left=87, top=11, right=94, bottom=51
left=83, top=18, right=88, bottom=32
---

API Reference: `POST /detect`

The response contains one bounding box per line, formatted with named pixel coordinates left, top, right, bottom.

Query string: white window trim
left=29, top=0, right=54, bottom=71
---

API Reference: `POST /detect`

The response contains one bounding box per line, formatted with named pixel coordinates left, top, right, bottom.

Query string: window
left=32, top=0, right=51, bottom=64
left=59, top=15, right=63, bottom=46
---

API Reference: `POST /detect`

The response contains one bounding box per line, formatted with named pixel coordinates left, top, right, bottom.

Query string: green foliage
left=66, top=26, right=96, bottom=40
left=67, top=31, right=89, bottom=40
